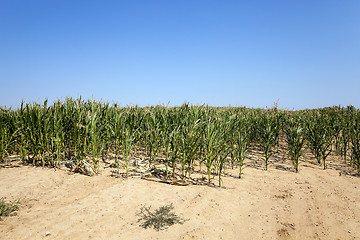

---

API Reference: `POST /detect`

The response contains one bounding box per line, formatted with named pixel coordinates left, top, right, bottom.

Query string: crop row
left=1, top=98, right=359, bottom=186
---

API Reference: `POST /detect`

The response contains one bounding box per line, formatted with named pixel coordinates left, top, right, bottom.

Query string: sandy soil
left=1, top=149, right=360, bottom=240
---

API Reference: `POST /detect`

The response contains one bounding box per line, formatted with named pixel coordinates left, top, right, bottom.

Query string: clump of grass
left=0, top=198, right=20, bottom=221
left=137, top=203, right=186, bottom=231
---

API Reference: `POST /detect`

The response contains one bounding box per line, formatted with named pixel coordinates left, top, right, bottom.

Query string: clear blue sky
left=1, top=0, right=359, bottom=110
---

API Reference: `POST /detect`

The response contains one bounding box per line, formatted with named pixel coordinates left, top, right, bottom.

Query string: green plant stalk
left=217, top=146, right=231, bottom=187
left=0, top=129, right=9, bottom=162
left=169, top=132, right=180, bottom=178
left=237, top=137, right=248, bottom=178
left=122, top=129, right=134, bottom=176
left=285, top=122, right=304, bottom=173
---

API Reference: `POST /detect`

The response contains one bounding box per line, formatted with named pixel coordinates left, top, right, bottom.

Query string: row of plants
left=1, top=98, right=359, bottom=186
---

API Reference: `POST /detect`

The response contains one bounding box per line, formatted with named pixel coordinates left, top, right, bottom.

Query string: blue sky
left=1, top=0, right=359, bottom=110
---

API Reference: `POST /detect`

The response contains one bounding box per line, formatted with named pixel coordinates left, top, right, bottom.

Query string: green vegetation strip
left=1, top=98, right=360, bottom=186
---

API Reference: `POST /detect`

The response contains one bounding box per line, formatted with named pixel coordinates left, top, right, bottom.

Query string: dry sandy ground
left=1, top=152, right=360, bottom=240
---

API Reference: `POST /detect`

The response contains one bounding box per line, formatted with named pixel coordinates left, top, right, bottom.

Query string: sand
left=1, top=150, right=360, bottom=240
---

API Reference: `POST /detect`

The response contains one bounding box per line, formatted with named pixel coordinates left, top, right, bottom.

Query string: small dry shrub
left=137, top=203, right=186, bottom=231
left=0, top=198, right=20, bottom=221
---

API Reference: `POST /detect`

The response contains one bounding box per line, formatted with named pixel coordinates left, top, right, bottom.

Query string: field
left=1, top=99, right=360, bottom=239
left=1, top=150, right=360, bottom=240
